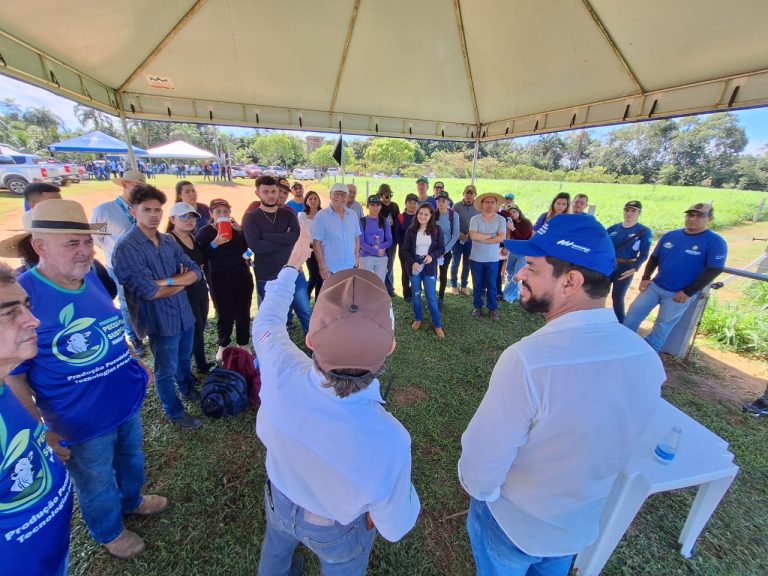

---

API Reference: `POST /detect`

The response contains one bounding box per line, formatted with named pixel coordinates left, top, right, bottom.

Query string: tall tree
left=364, top=138, right=416, bottom=173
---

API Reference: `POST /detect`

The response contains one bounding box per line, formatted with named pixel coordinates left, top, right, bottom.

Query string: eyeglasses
left=380, top=195, right=390, bottom=199
left=176, top=214, right=197, bottom=222
left=434, top=186, right=444, bottom=190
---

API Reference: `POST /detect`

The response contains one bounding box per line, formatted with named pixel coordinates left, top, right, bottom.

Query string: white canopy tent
left=1, top=0, right=767, bottom=144
left=146, top=140, right=216, bottom=160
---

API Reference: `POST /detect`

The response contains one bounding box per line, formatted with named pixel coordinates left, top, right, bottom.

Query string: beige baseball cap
left=309, top=269, right=394, bottom=374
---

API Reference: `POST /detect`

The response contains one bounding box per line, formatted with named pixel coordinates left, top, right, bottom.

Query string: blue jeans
left=451, top=240, right=472, bottom=288
left=467, top=499, right=574, bottom=576
left=503, top=253, right=526, bottom=303
left=610, top=265, right=636, bottom=323
left=257, top=272, right=312, bottom=334
left=258, top=482, right=377, bottom=576
left=107, top=267, right=138, bottom=342
left=411, top=271, right=442, bottom=328
left=148, top=325, right=196, bottom=419
left=66, top=412, right=145, bottom=544
left=623, top=281, right=695, bottom=352
left=470, top=260, right=500, bottom=311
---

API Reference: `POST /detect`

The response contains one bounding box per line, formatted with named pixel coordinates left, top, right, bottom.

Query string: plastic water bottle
left=654, top=426, right=682, bottom=464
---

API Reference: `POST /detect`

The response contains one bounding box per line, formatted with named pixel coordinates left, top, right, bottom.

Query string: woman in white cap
left=167, top=202, right=214, bottom=374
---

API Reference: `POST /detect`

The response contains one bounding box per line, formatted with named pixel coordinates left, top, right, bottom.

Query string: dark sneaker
left=489, top=311, right=500, bottom=322
left=196, top=362, right=216, bottom=376
left=170, top=412, right=203, bottom=429
left=180, top=389, right=201, bottom=402
left=743, top=397, right=768, bottom=416
left=472, top=308, right=484, bottom=318
left=130, top=338, right=146, bottom=356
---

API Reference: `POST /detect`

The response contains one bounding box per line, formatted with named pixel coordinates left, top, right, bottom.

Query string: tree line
left=1, top=97, right=767, bottom=190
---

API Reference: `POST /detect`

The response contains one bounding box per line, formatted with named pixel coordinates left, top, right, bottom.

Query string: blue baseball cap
left=504, top=214, right=615, bottom=277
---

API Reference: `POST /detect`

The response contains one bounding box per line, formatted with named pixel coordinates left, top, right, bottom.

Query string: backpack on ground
left=222, top=346, right=262, bottom=407
left=201, top=368, right=250, bottom=419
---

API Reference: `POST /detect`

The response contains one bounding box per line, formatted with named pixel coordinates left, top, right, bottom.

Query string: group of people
left=0, top=168, right=729, bottom=576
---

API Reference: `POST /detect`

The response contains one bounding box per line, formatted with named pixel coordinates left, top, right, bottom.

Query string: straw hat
left=0, top=199, right=108, bottom=258
left=113, top=169, right=146, bottom=187
left=473, top=192, right=505, bottom=210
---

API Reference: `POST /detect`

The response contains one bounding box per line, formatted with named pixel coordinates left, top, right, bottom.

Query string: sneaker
left=196, top=362, right=216, bottom=375
left=105, top=529, right=146, bottom=559
left=460, top=288, right=470, bottom=296
left=130, top=338, right=146, bottom=356
left=451, top=287, right=459, bottom=296
left=489, top=311, right=500, bottom=322
left=131, top=494, right=169, bottom=516
left=743, top=397, right=768, bottom=416
left=170, top=412, right=203, bottom=429
left=434, top=327, right=445, bottom=339
left=411, top=321, right=421, bottom=331
left=179, top=388, right=201, bottom=402
left=472, top=308, right=484, bottom=318
left=215, top=346, right=227, bottom=362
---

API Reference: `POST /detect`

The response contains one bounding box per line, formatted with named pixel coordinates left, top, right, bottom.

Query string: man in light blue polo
left=312, top=183, right=360, bottom=278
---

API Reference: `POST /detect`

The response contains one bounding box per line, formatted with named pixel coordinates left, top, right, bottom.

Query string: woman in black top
left=196, top=198, right=254, bottom=362
left=168, top=202, right=213, bottom=374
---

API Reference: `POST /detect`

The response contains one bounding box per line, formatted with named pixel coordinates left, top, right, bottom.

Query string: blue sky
left=2, top=74, right=767, bottom=154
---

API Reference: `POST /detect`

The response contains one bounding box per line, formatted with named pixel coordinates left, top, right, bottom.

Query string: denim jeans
left=258, top=482, right=377, bottom=576
left=148, top=324, right=196, bottom=419
left=107, top=266, right=138, bottom=342
left=470, top=260, right=500, bottom=311
left=66, top=412, right=145, bottom=544
left=384, top=245, right=396, bottom=295
left=610, top=264, right=636, bottom=323
left=411, top=271, right=442, bottom=328
left=451, top=240, right=472, bottom=288
left=467, top=499, right=574, bottom=576
left=623, top=281, right=695, bottom=352
left=502, top=254, right=526, bottom=303
left=257, top=272, right=312, bottom=333
left=359, top=255, right=388, bottom=284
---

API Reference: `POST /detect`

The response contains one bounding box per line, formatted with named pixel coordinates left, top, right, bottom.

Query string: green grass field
left=68, top=295, right=768, bottom=576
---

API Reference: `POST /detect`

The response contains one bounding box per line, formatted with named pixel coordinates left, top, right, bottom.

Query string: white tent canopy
left=146, top=140, right=216, bottom=159
left=1, top=0, right=767, bottom=142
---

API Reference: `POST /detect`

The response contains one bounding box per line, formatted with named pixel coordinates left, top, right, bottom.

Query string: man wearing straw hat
left=3, top=199, right=167, bottom=560
left=468, top=192, right=507, bottom=321
left=91, top=169, right=146, bottom=354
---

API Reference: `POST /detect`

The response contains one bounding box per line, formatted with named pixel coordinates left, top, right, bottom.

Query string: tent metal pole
left=118, top=113, right=137, bottom=170
left=470, top=137, right=479, bottom=184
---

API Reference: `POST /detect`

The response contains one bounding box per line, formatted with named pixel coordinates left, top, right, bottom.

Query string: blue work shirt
left=606, top=223, right=653, bottom=271
left=113, top=226, right=201, bottom=338
left=312, top=207, right=359, bottom=273
left=651, top=228, right=727, bottom=293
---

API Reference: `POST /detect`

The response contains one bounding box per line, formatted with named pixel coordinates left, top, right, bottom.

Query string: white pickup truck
left=7, top=154, right=80, bottom=185
left=0, top=154, right=60, bottom=194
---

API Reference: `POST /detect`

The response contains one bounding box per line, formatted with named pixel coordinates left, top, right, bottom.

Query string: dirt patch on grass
left=392, top=386, right=428, bottom=407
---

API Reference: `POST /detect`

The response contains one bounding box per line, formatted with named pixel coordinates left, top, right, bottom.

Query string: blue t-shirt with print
left=606, top=223, right=653, bottom=269
left=0, top=383, right=73, bottom=576
left=11, top=269, right=147, bottom=445
left=651, top=228, right=727, bottom=292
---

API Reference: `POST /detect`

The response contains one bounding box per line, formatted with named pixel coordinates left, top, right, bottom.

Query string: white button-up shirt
left=459, top=308, right=664, bottom=556
left=253, top=267, right=420, bottom=542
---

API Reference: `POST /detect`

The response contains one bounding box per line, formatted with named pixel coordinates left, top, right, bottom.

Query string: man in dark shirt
left=378, top=184, right=400, bottom=297
left=243, top=175, right=310, bottom=333
left=113, top=184, right=203, bottom=429
left=394, top=193, right=419, bottom=302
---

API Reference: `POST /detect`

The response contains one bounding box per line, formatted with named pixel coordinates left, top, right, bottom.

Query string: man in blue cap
left=459, top=214, right=664, bottom=576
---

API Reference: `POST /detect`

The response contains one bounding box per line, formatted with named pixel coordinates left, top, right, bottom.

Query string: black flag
left=332, top=136, right=343, bottom=167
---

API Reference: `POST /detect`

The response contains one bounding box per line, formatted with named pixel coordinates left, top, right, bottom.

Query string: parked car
left=293, top=167, right=316, bottom=180
left=265, top=165, right=288, bottom=177
left=231, top=165, right=247, bottom=178
left=246, top=164, right=265, bottom=178
left=7, top=154, right=72, bottom=185
left=326, top=167, right=341, bottom=177
left=0, top=154, right=59, bottom=194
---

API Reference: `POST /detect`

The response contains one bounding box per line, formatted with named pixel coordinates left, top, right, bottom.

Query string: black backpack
left=201, top=368, right=250, bottom=419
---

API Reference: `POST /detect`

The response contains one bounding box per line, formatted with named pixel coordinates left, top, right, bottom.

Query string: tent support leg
left=118, top=113, right=137, bottom=170
left=470, top=137, right=479, bottom=184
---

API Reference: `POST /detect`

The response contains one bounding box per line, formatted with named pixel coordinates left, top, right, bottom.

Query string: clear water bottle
left=654, top=426, right=682, bottom=464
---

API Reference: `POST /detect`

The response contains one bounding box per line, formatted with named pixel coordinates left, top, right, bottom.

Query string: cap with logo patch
left=684, top=202, right=713, bottom=217
left=624, top=200, right=642, bottom=210
left=503, top=214, right=615, bottom=277
left=416, top=176, right=429, bottom=185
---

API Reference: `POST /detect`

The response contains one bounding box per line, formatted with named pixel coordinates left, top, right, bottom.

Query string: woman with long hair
left=299, top=190, right=323, bottom=299
left=401, top=203, right=446, bottom=339
left=533, top=192, right=570, bottom=231
left=167, top=202, right=214, bottom=373
left=502, top=205, right=534, bottom=302
left=174, top=180, right=211, bottom=233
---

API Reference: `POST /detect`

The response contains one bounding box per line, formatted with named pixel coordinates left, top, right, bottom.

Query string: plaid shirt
left=113, top=225, right=200, bottom=338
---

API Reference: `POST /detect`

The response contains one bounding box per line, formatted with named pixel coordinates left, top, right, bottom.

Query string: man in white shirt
left=253, top=232, right=420, bottom=575
left=459, top=214, right=664, bottom=576
left=90, top=169, right=145, bottom=354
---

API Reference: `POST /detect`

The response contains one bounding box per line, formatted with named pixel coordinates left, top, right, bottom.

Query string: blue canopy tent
left=47, top=131, right=148, bottom=155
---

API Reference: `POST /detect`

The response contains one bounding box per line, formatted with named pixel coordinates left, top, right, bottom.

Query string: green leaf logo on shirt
left=0, top=418, right=53, bottom=514
left=52, top=303, right=110, bottom=366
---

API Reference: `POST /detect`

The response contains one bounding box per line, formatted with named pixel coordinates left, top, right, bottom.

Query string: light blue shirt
left=436, top=209, right=461, bottom=253
left=312, top=207, right=360, bottom=273
left=253, top=267, right=421, bottom=542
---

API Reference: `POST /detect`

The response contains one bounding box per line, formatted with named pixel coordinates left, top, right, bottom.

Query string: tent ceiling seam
left=580, top=0, right=645, bottom=95
left=117, top=0, right=209, bottom=93
left=454, top=0, right=480, bottom=131
left=329, top=0, right=361, bottom=117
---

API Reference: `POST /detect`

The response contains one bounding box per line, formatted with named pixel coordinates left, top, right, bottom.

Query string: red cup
left=217, top=217, right=232, bottom=240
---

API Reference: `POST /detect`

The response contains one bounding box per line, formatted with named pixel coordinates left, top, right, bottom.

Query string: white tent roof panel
left=1, top=0, right=767, bottom=141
